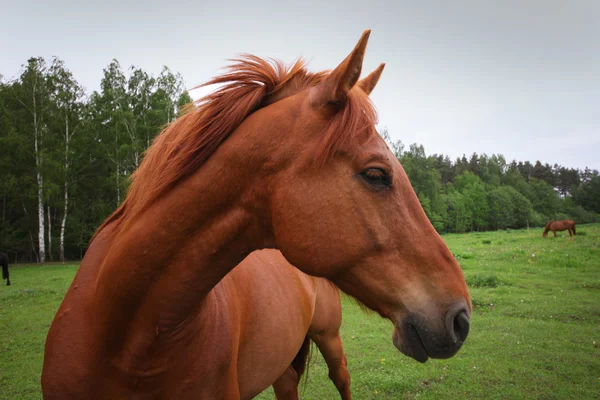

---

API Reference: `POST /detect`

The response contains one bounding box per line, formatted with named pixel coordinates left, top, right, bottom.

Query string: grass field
left=1, top=225, right=599, bottom=399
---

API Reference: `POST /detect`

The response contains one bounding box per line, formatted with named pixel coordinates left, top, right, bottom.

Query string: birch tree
left=48, top=57, right=85, bottom=262
left=13, top=58, right=50, bottom=262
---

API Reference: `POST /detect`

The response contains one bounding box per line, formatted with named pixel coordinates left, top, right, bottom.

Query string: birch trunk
left=33, top=75, right=46, bottom=263
left=47, top=204, right=53, bottom=261
left=116, top=163, right=121, bottom=206
left=37, top=170, right=45, bottom=262
left=60, top=114, right=69, bottom=262
left=22, top=200, right=40, bottom=263
left=60, top=185, right=68, bottom=262
left=116, top=134, right=121, bottom=206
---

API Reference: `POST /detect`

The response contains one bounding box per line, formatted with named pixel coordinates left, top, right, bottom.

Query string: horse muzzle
left=392, top=302, right=470, bottom=363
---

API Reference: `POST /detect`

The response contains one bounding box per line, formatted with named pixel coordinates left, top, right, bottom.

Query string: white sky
left=2, top=0, right=599, bottom=170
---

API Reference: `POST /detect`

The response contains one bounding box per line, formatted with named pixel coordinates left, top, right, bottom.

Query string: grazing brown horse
left=1, top=252, right=9, bottom=286
left=543, top=220, right=577, bottom=237
left=43, top=30, right=471, bottom=399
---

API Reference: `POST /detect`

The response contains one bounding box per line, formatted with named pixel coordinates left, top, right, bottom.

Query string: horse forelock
left=92, top=55, right=378, bottom=241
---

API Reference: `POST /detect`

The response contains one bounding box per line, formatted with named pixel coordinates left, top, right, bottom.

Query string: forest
left=1, top=57, right=598, bottom=262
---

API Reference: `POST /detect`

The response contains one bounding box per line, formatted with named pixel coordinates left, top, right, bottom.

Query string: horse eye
left=361, top=168, right=391, bottom=189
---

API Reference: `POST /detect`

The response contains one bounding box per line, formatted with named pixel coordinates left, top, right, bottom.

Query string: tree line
left=381, top=131, right=599, bottom=234
left=1, top=58, right=598, bottom=262
left=0, top=57, right=191, bottom=262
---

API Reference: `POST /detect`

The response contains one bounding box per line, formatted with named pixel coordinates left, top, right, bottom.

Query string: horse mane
left=92, top=55, right=378, bottom=241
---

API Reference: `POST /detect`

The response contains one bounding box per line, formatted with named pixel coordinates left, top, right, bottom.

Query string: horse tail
left=291, top=335, right=312, bottom=388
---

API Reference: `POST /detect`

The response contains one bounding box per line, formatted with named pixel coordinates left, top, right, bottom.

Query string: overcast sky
left=2, top=0, right=599, bottom=170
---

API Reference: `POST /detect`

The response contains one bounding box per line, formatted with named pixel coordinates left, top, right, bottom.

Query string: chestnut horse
left=543, top=220, right=577, bottom=237
left=1, top=252, right=9, bottom=286
left=43, top=30, right=471, bottom=399
left=211, top=249, right=350, bottom=399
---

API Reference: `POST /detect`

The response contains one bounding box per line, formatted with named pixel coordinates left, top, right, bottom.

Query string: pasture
left=1, top=224, right=599, bottom=399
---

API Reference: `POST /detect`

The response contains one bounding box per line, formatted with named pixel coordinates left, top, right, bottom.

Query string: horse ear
left=310, top=30, right=371, bottom=108
left=358, top=63, right=385, bottom=95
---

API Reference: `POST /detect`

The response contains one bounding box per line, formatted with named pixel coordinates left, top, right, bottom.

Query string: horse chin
left=392, top=325, right=429, bottom=363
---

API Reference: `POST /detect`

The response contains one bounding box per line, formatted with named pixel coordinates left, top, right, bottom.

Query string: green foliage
left=567, top=205, right=597, bottom=224
left=445, top=190, right=472, bottom=233
left=459, top=175, right=489, bottom=231
left=528, top=211, right=547, bottom=228
left=0, top=57, right=190, bottom=261
left=487, top=186, right=532, bottom=230
left=572, top=174, right=600, bottom=213
left=526, top=178, right=561, bottom=218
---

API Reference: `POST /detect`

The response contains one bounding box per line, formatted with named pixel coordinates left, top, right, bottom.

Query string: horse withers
left=543, top=220, right=577, bottom=237
left=1, top=252, right=9, bottom=286
left=43, top=30, right=471, bottom=398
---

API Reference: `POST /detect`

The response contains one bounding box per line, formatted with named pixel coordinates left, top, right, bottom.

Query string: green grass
left=1, top=225, right=599, bottom=399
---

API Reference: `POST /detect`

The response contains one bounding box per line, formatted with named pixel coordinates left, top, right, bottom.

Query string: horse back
left=555, top=219, right=576, bottom=230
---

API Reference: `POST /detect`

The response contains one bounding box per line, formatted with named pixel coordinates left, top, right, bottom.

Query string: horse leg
left=568, top=229, right=572, bottom=236
left=311, top=333, right=352, bottom=400
left=2, top=263, right=8, bottom=286
left=572, top=226, right=577, bottom=235
left=273, top=365, right=300, bottom=400
left=273, top=336, right=310, bottom=400
left=553, top=230, right=557, bottom=238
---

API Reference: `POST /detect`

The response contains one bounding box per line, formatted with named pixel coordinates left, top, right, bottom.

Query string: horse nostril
left=446, top=304, right=470, bottom=345
left=452, top=310, right=470, bottom=343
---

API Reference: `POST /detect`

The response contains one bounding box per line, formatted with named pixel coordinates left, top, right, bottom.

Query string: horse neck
left=90, top=134, right=277, bottom=351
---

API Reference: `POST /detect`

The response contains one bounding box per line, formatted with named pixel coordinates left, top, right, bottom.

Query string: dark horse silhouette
left=1, top=252, right=9, bottom=286
left=543, top=220, right=577, bottom=238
